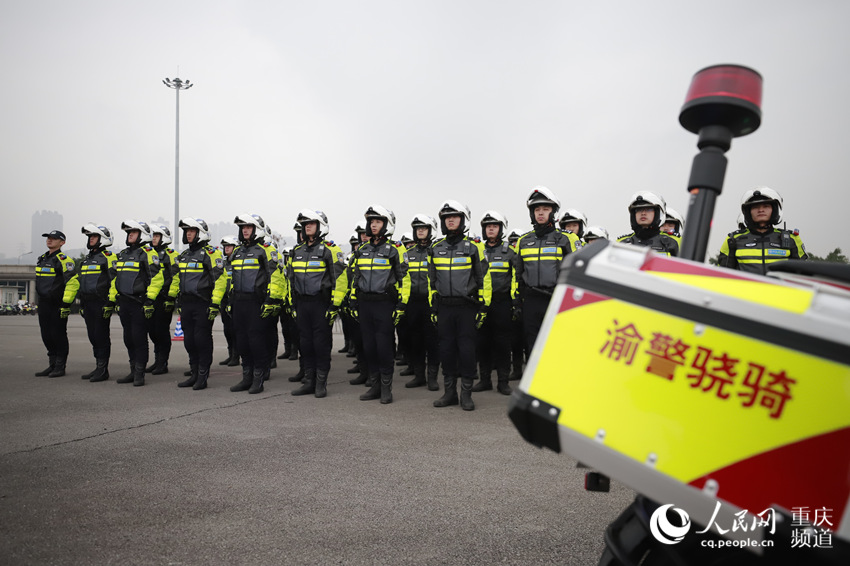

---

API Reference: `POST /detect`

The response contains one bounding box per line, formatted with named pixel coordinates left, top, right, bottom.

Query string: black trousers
left=147, top=296, right=173, bottom=359
left=477, top=299, right=512, bottom=376
left=81, top=295, right=111, bottom=359
left=37, top=297, right=69, bottom=358
left=437, top=302, right=477, bottom=379
left=522, top=293, right=552, bottom=355
left=181, top=298, right=214, bottom=370
left=232, top=297, right=275, bottom=371
left=118, top=296, right=151, bottom=367
left=221, top=301, right=235, bottom=351
left=405, top=298, right=438, bottom=369
left=296, top=298, right=332, bottom=373
left=359, top=299, right=395, bottom=376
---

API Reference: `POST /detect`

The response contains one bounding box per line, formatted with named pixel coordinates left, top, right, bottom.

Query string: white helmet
left=364, top=204, right=396, bottom=238
left=179, top=217, right=211, bottom=244
left=664, top=207, right=685, bottom=234
left=628, top=191, right=667, bottom=231
left=349, top=231, right=359, bottom=246
left=400, top=232, right=414, bottom=246
left=234, top=213, right=267, bottom=243
left=583, top=225, right=609, bottom=242
left=480, top=210, right=508, bottom=240
left=741, top=186, right=783, bottom=229
left=411, top=213, right=438, bottom=243
left=220, top=235, right=239, bottom=247
left=558, top=209, right=588, bottom=238
left=526, top=186, right=561, bottom=225
left=438, top=200, right=471, bottom=235
left=150, top=223, right=173, bottom=246
left=121, top=219, right=152, bottom=244
left=81, top=223, right=114, bottom=248
left=508, top=228, right=523, bottom=244
left=296, top=209, right=329, bottom=239
left=355, top=220, right=367, bottom=235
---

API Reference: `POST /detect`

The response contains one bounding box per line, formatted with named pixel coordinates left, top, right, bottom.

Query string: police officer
left=507, top=228, right=525, bottom=381
left=617, top=191, right=680, bottom=256
left=583, top=225, right=610, bottom=246
left=218, top=236, right=240, bottom=367
left=718, top=187, right=808, bottom=274
left=146, top=224, right=179, bottom=376
left=229, top=213, right=286, bottom=394
left=173, top=218, right=227, bottom=390
left=78, top=224, right=117, bottom=382
left=403, top=214, right=440, bottom=391
left=430, top=201, right=492, bottom=411
left=289, top=209, right=347, bottom=398
left=558, top=208, right=588, bottom=242
left=349, top=205, right=410, bottom=404
left=34, top=230, right=79, bottom=378
left=661, top=207, right=685, bottom=236
left=474, top=211, right=516, bottom=396
left=514, top=187, right=580, bottom=355
left=108, top=220, right=164, bottom=386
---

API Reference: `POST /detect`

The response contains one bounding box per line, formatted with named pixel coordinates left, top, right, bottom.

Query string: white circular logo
left=649, top=504, right=691, bottom=545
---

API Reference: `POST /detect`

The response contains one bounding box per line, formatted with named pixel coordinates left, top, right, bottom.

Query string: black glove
left=143, top=298, right=155, bottom=319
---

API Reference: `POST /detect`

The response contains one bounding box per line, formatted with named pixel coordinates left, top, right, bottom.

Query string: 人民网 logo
left=650, top=504, right=692, bottom=545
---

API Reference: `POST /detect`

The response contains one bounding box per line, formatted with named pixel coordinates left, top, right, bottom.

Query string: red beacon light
left=679, top=64, right=763, bottom=138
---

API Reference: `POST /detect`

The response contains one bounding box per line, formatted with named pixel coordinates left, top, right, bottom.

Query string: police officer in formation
left=229, top=214, right=286, bottom=394
left=218, top=235, right=240, bottom=367
left=288, top=210, right=347, bottom=398
left=514, top=187, right=581, bottom=355
left=146, top=224, right=179, bottom=376
left=34, top=230, right=79, bottom=378
left=718, top=187, right=807, bottom=274
left=617, top=191, right=680, bottom=256
left=474, top=211, right=515, bottom=396
left=429, top=200, right=492, bottom=411
left=109, top=221, right=164, bottom=386
left=174, top=218, right=227, bottom=390
left=78, top=224, right=117, bottom=382
left=402, top=214, right=440, bottom=391
left=348, top=205, right=410, bottom=404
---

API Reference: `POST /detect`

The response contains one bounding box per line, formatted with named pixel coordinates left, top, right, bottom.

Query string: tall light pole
left=18, top=251, right=32, bottom=265
left=162, top=77, right=193, bottom=248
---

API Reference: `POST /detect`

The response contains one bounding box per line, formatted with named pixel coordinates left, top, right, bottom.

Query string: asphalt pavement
left=0, top=315, right=634, bottom=566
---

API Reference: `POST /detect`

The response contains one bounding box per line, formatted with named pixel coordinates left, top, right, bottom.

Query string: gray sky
left=2, top=0, right=848, bottom=260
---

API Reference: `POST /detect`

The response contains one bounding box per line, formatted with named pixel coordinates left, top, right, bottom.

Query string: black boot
left=133, top=363, right=146, bottom=386
left=405, top=364, right=426, bottom=388
left=183, top=369, right=192, bottom=376
left=460, top=378, right=475, bottom=411
left=270, top=357, right=277, bottom=369
left=291, top=369, right=315, bottom=396
left=399, top=365, right=414, bottom=376
left=349, top=369, right=368, bottom=385
left=144, top=360, right=157, bottom=373
left=35, top=355, right=57, bottom=377
left=472, top=374, right=493, bottom=392
left=277, top=348, right=290, bottom=360
left=345, top=345, right=357, bottom=358
left=346, top=362, right=361, bottom=374
left=510, top=360, right=523, bottom=381
left=496, top=367, right=512, bottom=395
left=117, top=361, right=135, bottom=384
left=230, top=366, right=253, bottom=392
left=288, top=348, right=298, bottom=361
left=433, top=377, right=458, bottom=407
left=220, top=348, right=234, bottom=365
left=227, top=353, right=240, bottom=367
left=380, top=374, right=393, bottom=404
left=288, top=367, right=305, bottom=383
left=427, top=363, right=440, bottom=391
left=89, top=358, right=110, bottom=382
left=248, top=367, right=266, bottom=394
left=360, top=374, right=381, bottom=401
left=151, top=354, right=169, bottom=375
left=48, top=356, right=67, bottom=378
left=338, top=339, right=350, bottom=353
left=193, top=366, right=210, bottom=390
left=178, top=365, right=198, bottom=388
left=315, top=370, right=328, bottom=398
left=82, top=365, right=96, bottom=380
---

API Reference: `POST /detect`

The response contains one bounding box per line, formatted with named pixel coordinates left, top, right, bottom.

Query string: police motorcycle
left=508, top=65, right=850, bottom=565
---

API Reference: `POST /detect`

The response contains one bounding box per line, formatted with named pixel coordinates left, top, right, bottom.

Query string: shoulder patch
left=58, top=253, right=67, bottom=260
left=103, top=250, right=112, bottom=256
left=150, top=254, right=160, bottom=265
left=66, top=262, right=75, bottom=271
